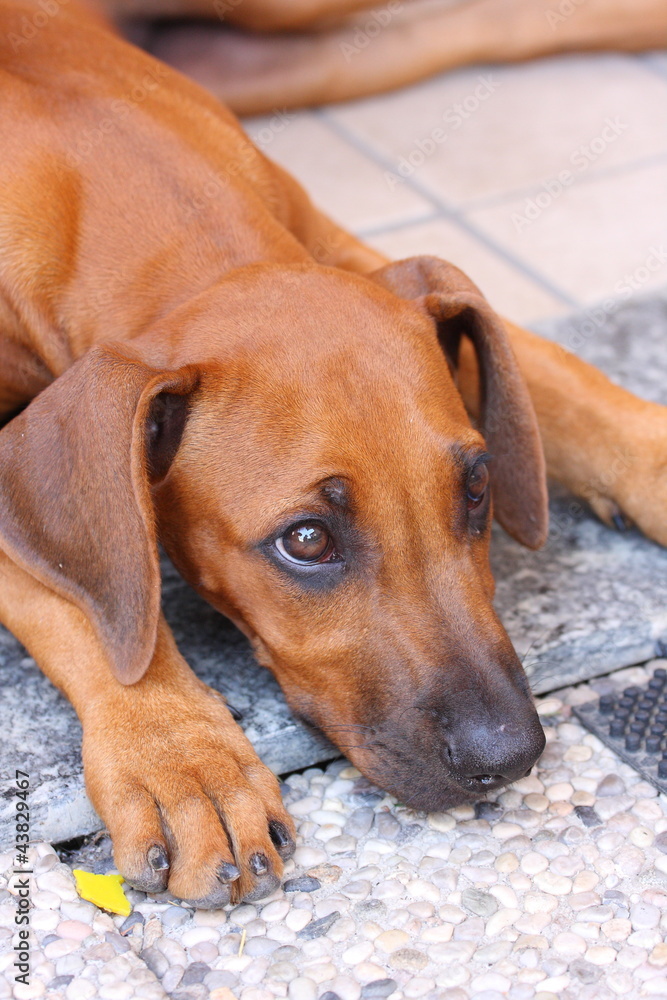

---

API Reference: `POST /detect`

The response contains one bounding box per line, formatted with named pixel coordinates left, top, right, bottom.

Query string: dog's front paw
left=81, top=682, right=296, bottom=908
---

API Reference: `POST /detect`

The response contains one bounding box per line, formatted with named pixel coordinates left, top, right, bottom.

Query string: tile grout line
left=354, top=211, right=442, bottom=240
left=317, top=108, right=580, bottom=310
left=432, top=211, right=580, bottom=309
left=315, top=105, right=455, bottom=214
left=637, top=51, right=667, bottom=84
left=359, top=207, right=441, bottom=236
left=450, top=150, right=667, bottom=216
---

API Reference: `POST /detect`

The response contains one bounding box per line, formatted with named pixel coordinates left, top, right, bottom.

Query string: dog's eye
left=276, top=522, right=335, bottom=564
left=467, top=461, right=489, bottom=509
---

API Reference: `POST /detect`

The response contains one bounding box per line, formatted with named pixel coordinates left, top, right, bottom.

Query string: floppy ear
left=0, top=344, right=198, bottom=684
left=371, top=255, right=548, bottom=549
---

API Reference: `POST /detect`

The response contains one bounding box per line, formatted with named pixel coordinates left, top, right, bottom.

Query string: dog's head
left=0, top=256, right=547, bottom=809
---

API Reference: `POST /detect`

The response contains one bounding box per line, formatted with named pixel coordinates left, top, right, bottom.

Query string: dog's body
left=1, top=0, right=667, bottom=907
left=99, top=0, right=667, bottom=115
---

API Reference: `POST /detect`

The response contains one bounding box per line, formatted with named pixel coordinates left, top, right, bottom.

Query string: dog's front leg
left=0, top=550, right=295, bottom=906
left=458, top=319, right=667, bottom=547
left=0, top=345, right=295, bottom=906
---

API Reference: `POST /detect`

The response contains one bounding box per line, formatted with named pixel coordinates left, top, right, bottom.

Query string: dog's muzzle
left=348, top=677, right=547, bottom=812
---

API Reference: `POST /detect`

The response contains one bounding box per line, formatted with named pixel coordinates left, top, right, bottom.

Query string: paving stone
left=181, top=962, right=211, bottom=985
left=360, top=981, right=397, bottom=999
left=283, top=877, right=321, bottom=893
left=118, top=913, right=144, bottom=936
left=597, top=775, right=626, bottom=797
left=50, top=977, right=74, bottom=989
left=461, top=888, right=498, bottom=918
left=297, top=912, right=341, bottom=940
left=475, top=801, right=504, bottom=822
left=374, top=814, right=401, bottom=840
left=574, top=806, right=603, bottom=828
left=344, top=809, right=375, bottom=839
left=140, top=947, right=169, bottom=980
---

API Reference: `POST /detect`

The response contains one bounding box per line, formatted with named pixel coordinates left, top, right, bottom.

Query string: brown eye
left=277, top=522, right=333, bottom=563
left=467, top=462, right=489, bottom=509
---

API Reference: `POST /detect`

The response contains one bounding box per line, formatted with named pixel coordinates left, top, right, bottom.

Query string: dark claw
left=147, top=845, right=169, bottom=871
left=269, top=820, right=296, bottom=859
left=125, top=846, right=170, bottom=894
left=207, top=686, right=244, bottom=720
left=218, top=861, right=241, bottom=883
left=612, top=512, right=629, bottom=532
left=244, top=852, right=281, bottom=900
left=249, top=853, right=269, bottom=876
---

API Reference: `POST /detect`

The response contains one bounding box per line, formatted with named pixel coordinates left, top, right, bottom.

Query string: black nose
left=446, top=713, right=546, bottom=795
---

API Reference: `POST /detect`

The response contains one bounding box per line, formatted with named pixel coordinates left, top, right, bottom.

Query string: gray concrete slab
left=1, top=289, right=666, bottom=848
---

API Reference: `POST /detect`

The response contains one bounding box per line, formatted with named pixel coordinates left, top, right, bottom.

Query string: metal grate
left=573, top=668, right=667, bottom=793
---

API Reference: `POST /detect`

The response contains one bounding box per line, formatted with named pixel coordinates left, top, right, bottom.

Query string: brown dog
left=93, top=0, right=667, bottom=115
left=1, top=0, right=666, bottom=908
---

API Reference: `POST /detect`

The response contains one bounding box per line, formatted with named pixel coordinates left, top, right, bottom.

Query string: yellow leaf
left=72, top=869, right=131, bottom=916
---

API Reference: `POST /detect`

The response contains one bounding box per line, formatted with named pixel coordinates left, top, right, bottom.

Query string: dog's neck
left=0, top=9, right=312, bottom=415
left=0, top=205, right=307, bottom=420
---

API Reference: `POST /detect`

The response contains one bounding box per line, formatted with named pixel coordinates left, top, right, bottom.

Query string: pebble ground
left=3, top=661, right=667, bottom=1000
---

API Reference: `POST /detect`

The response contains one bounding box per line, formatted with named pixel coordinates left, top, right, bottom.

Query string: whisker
left=325, top=724, right=374, bottom=730
left=326, top=728, right=375, bottom=735
left=329, top=742, right=380, bottom=751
